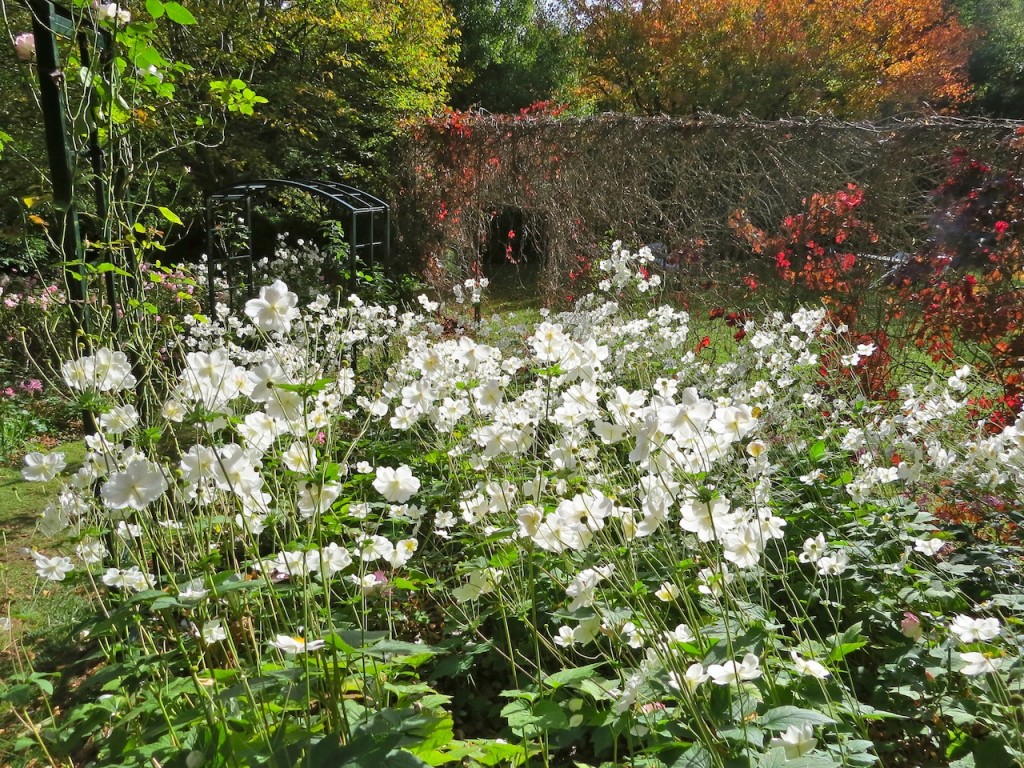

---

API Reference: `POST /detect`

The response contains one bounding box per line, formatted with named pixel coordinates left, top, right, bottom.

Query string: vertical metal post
left=76, top=26, right=122, bottom=331
left=29, top=0, right=88, bottom=343
left=206, top=198, right=216, bottom=311
left=368, top=209, right=375, bottom=272
left=245, top=195, right=254, bottom=301
left=384, top=208, right=391, bottom=279
left=349, top=210, right=357, bottom=293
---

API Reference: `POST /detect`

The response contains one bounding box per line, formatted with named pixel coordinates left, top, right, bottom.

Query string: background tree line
left=1, top=0, right=1022, bottom=268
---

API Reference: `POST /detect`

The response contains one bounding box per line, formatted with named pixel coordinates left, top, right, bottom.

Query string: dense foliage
left=447, top=0, right=577, bottom=113
left=573, top=0, right=971, bottom=117
left=952, top=0, right=1024, bottom=118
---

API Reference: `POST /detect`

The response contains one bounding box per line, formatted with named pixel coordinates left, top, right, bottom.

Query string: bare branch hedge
left=392, top=113, right=1024, bottom=301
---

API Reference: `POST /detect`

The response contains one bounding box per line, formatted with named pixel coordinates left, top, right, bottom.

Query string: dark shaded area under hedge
left=392, top=113, right=1024, bottom=299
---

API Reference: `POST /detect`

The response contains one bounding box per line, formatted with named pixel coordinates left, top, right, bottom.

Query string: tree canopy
left=447, top=0, right=579, bottom=113
left=573, top=0, right=972, bottom=118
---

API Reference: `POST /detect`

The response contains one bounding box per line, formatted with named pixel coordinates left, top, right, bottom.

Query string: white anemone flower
left=372, top=465, right=421, bottom=503
left=61, top=348, right=136, bottom=392
left=667, top=663, right=708, bottom=693
left=282, top=442, right=317, bottom=473
left=98, top=404, right=139, bottom=435
left=75, top=538, right=108, bottom=564
left=201, top=619, right=228, bottom=644
left=245, top=280, right=299, bottom=333
left=799, top=533, right=827, bottom=564
left=22, top=452, right=66, bottom=482
left=297, top=483, right=341, bottom=518
left=178, top=578, right=209, bottom=602
left=790, top=651, right=830, bottom=679
left=553, top=625, right=578, bottom=647
left=386, top=538, right=419, bottom=568
left=270, top=634, right=325, bottom=654
left=949, top=615, right=1001, bottom=643
left=707, top=653, right=761, bottom=685
left=318, top=543, right=353, bottom=577
left=101, top=458, right=168, bottom=510
left=959, top=652, right=1001, bottom=676
left=913, top=538, right=946, bottom=556
left=101, top=566, right=154, bottom=592
left=655, top=581, right=680, bottom=602
left=816, top=550, right=850, bottom=576
left=770, top=723, right=817, bottom=759
left=32, top=551, right=74, bottom=581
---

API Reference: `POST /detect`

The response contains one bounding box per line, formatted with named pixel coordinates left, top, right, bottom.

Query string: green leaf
left=829, top=623, right=867, bottom=662
left=808, top=440, right=826, bottom=463
left=163, top=1, right=197, bottom=24
left=669, top=744, right=713, bottom=768
left=759, top=706, right=835, bottom=730
left=145, top=0, right=164, bottom=18
left=157, top=206, right=183, bottom=225
left=543, top=663, right=603, bottom=689
left=371, top=639, right=442, bottom=657
left=94, top=262, right=133, bottom=277
left=785, top=757, right=842, bottom=768
left=501, top=699, right=568, bottom=734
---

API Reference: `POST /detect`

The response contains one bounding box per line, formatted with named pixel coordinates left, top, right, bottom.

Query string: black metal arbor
left=204, top=179, right=390, bottom=310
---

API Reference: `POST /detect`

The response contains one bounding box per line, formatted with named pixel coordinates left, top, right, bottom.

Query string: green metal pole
left=29, top=0, right=89, bottom=343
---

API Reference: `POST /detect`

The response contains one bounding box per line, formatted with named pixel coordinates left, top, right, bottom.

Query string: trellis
left=204, top=179, right=390, bottom=311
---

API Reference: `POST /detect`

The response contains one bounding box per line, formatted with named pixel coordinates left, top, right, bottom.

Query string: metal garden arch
left=204, top=179, right=390, bottom=310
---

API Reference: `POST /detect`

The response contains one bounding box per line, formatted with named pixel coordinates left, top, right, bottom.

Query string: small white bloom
left=668, top=662, right=709, bottom=693
left=270, top=634, right=325, bottom=654
left=707, top=653, right=761, bottom=685
left=22, top=452, right=66, bottom=482
left=553, top=625, right=578, bottom=648
left=178, top=578, right=208, bottom=601
left=201, top=619, right=228, bottom=644
left=950, top=615, right=1001, bottom=643
left=655, top=581, right=680, bottom=602
left=33, top=551, right=74, bottom=581
left=75, top=538, right=108, bottom=564
left=99, top=404, right=139, bottom=435
left=816, top=550, right=850, bottom=576
left=790, top=651, right=830, bottom=679
left=913, top=538, right=946, bottom=556
left=245, top=280, right=299, bottom=333
left=770, top=722, right=817, bottom=759
left=372, top=465, right=421, bottom=503
left=959, top=651, right=1001, bottom=676
left=318, top=543, right=353, bottom=577
left=102, top=458, right=168, bottom=510
left=799, top=533, right=826, bottom=564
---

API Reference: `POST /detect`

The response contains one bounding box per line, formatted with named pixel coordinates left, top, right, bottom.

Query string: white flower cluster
left=62, top=348, right=136, bottom=392
left=93, top=1, right=130, bottom=25
left=596, top=240, right=662, bottom=294
left=453, top=276, right=489, bottom=305
left=28, top=273, right=1021, bottom=740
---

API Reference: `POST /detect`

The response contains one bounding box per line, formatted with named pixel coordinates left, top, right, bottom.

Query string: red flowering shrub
left=730, top=184, right=881, bottom=328
left=896, top=131, right=1024, bottom=408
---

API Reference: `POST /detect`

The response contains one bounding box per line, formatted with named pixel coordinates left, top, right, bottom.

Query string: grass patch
left=1, top=440, right=95, bottom=767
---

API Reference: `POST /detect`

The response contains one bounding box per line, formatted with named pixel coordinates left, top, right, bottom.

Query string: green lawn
left=0, top=441, right=94, bottom=768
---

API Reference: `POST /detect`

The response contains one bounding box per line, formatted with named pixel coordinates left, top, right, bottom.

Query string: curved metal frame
left=205, top=178, right=390, bottom=310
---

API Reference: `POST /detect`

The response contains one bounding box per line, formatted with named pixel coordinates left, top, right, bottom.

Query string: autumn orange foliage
left=577, top=0, right=972, bottom=117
